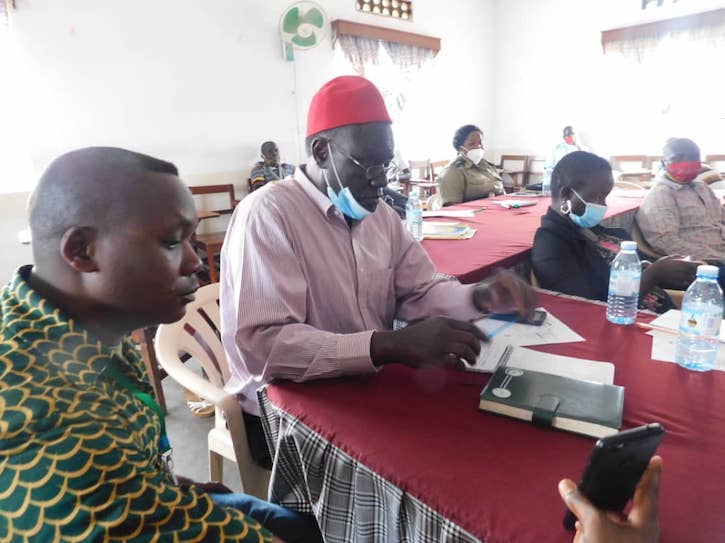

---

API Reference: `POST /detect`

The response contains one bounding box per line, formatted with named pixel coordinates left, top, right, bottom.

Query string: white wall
left=7, top=0, right=495, bottom=185
left=489, top=0, right=725, bottom=160
left=0, top=0, right=496, bottom=280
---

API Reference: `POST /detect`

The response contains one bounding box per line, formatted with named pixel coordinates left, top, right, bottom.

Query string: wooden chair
left=430, top=160, right=448, bottom=180
left=526, top=157, right=546, bottom=187
left=408, top=159, right=432, bottom=181
left=155, top=283, right=271, bottom=498
left=498, top=154, right=531, bottom=189
left=189, top=184, right=239, bottom=284
left=610, top=155, right=653, bottom=184
left=706, top=154, right=725, bottom=176
left=131, top=327, right=168, bottom=414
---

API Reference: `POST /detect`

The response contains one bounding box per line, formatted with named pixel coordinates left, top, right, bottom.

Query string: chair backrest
left=189, top=184, right=238, bottom=215
left=409, top=159, right=432, bottom=180
left=706, top=154, right=725, bottom=175
left=499, top=154, right=531, bottom=171
left=610, top=155, right=648, bottom=171
left=430, top=160, right=448, bottom=180
left=426, top=193, right=443, bottom=211
left=528, top=156, right=546, bottom=184
left=156, top=283, right=230, bottom=388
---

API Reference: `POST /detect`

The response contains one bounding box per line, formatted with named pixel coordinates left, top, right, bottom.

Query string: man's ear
left=59, top=226, right=100, bottom=273
left=311, top=137, right=330, bottom=169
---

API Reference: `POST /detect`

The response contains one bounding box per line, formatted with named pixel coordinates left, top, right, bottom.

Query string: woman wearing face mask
left=437, top=124, right=505, bottom=206
left=531, top=151, right=698, bottom=313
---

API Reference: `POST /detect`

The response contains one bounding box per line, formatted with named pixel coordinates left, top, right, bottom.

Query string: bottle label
left=609, top=270, right=640, bottom=297
left=679, top=308, right=722, bottom=337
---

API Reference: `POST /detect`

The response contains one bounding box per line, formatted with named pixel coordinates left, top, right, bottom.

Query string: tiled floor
left=162, top=360, right=244, bottom=492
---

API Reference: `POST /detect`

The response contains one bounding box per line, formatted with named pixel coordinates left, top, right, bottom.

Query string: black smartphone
left=563, top=423, right=665, bottom=530
left=489, top=309, right=547, bottom=326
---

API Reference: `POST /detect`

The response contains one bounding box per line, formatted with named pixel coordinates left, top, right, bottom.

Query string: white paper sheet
left=469, top=308, right=586, bottom=373
left=648, top=331, right=725, bottom=372
left=468, top=344, right=614, bottom=384
left=647, top=309, right=725, bottom=343
left=493, top=200, right=538, bottom=209
left=422, top=209, right=475, bottom=218
left=473, top=308, right=585, bottom=347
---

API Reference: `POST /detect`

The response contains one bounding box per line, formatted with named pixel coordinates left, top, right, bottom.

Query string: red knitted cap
left=306, top=76, right=392, bottom=137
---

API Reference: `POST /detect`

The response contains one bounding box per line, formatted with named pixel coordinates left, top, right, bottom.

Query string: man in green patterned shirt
left=0, top=147, right=320, bottom=542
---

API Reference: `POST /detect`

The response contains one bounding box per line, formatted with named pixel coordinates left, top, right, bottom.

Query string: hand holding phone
left=562, top=423, right=664, bottom=531
left=489, top=308, right=547, bottom=326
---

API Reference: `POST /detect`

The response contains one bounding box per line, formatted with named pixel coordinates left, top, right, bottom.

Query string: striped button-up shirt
left=221, top=168, right=481, bottom=414
left=636, top=174, right=725, bottom=262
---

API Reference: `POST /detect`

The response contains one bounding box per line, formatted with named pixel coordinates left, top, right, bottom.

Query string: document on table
left=644, top=310, right=725, bottom=371
left=469, top=308, right=586, bottom=373
left=468, top=344, right=614, bottom=384
left=493, top=200, right=538, bottom=209
left=422, top=222, right=476, bottom=240
left=422, top=209, right=475, bottom=218
left=473, top=308, right=584, bottom=347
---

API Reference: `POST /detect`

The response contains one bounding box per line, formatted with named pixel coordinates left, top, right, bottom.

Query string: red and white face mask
left=666, top=161, right=701, bottom=183
left=564, top=136, right=575, bottom=145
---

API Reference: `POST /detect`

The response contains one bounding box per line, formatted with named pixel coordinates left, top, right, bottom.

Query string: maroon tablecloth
left=266, top=291, right=725, bottom=542
left=422, top=193, right=644, bottom=283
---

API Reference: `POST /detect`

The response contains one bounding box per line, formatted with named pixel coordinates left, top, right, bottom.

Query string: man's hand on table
left=473, top=269, right=536, bottom=318
left=371, top=317, right=486, bottom=368
left=558, top=456, right=662, bottom=543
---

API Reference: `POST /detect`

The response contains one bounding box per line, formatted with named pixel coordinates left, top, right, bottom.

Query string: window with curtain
left=331, top=20, right=439, bottom=121
left=330, top=19, right=441, bottom=162
left=0, top=2, right=36, bottom=193
left=601, top=8, right=725, bottom=152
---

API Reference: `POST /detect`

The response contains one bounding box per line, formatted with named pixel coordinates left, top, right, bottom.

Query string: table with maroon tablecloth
left=422, top=192, right=644, bottom=283
left=259, top=290, right=725, bottom=543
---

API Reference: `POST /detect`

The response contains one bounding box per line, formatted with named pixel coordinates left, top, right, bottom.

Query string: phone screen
left=489, top=309, right=547, bottom=326
left=563, top=423, right=665, bottom=530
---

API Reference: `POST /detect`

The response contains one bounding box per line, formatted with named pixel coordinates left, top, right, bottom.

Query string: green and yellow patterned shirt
left=0, top=267, right=271, bottom=542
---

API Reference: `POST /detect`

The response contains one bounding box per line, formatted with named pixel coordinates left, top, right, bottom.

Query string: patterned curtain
left=333, top=34, right=380, bottom=76
left=381, top=41, right=433, bottom=71
left=602, top=8, right=725, bottom=62
left=332, top=34, right=434, bottom=121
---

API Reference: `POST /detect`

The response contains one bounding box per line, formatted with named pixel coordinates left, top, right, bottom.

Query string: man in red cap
left=220, top=76, right=535, bottom=467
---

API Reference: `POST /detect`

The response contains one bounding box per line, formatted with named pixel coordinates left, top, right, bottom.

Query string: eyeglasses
left=328, top=141, right=397, bottom=182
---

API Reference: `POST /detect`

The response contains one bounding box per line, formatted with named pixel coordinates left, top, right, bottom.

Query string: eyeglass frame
left=327, top=140, right=397, bottom=183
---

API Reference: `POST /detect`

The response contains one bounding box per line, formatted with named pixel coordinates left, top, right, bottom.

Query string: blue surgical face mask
left=323, top=143, right=372, bottom=221
left=569, top=188, right=607, bottom=228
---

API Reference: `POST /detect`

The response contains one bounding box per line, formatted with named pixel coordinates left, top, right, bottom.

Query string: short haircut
left=452, top=125, right=482, bottom=151
left=28, top=147, right=178, bottom=250
left=261, top=141, right=277, bottom=155
left=563, top=125, right=574, bottom=137
left=550, top=151, right=611, bottom=195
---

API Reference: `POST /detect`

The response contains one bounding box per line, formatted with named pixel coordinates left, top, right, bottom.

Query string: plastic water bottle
left=541, top=171, right=551, bottom=196
left=406, top=187, right=423, bottom=242
left=606, top=241, right=641, bottom=325
left=675, top=265, right=723, bottom=372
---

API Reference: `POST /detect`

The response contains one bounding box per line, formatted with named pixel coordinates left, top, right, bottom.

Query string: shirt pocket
left=358, top=267, right=395, bottom=329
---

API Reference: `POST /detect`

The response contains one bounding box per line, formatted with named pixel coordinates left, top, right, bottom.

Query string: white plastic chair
left=154, top=283, right=271, bottom=498
left=426, top=193, right=443, bottom=211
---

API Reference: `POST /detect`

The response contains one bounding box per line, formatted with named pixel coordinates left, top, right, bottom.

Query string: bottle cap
left=696, top=264, right=719, bottom=279
left=621, top=241, right=637, bottom=251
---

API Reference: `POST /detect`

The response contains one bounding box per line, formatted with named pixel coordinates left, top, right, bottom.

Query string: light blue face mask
left=569, top=188, right=608, bottom=228
left=323, top=143, right=372, bottom=221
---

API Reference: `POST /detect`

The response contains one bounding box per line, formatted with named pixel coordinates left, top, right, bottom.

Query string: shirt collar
left=295, top=166, right=337, bottom=217
left=1, top=265, right=145, bottom=389
left=657, top=172, right=688, bottom=190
